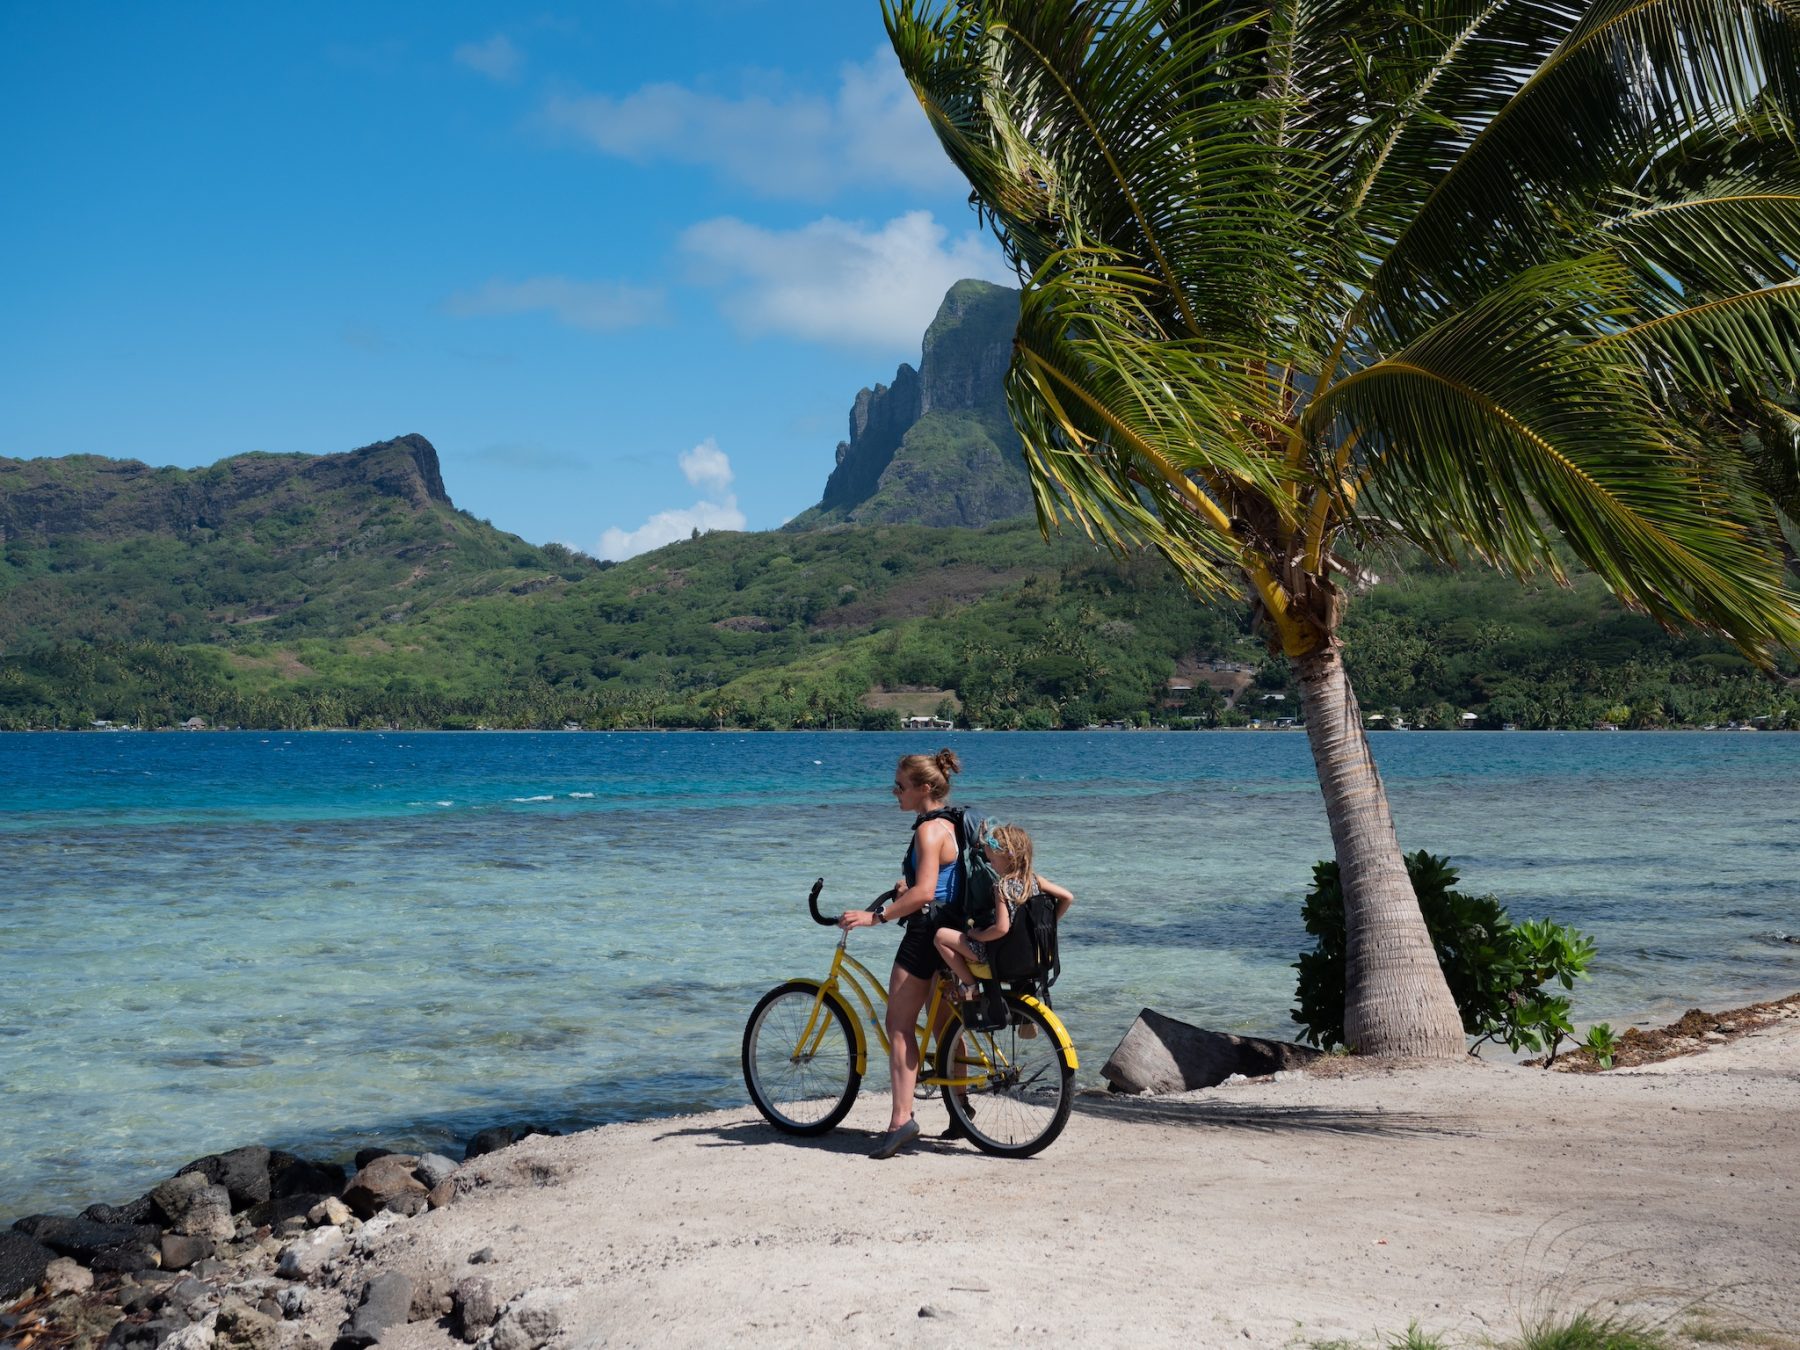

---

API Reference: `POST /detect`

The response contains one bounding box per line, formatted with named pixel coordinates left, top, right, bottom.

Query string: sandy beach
left=299, top=1006, right=1800, bottom=1350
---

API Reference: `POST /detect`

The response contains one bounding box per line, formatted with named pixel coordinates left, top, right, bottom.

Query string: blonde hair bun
left=897, top=749, right=961, bottom=801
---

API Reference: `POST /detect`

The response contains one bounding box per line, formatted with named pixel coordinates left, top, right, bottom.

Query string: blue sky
left=0, top=2, right=1013, bottom=557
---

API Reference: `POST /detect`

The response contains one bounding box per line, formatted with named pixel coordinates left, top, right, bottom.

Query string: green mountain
left=788, top=279, right=1033, bottom=529
left=0, top=434, right=593, bottom=649
left=0, top=282, right=1793, bottom=733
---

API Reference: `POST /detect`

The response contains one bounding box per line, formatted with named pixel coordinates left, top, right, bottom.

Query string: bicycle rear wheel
left=742, top=981, right=861, bottom=1135
left=936, top=994, right=1073, bottom=1158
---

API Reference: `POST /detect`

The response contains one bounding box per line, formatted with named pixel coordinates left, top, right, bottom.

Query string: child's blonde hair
left=986, top=823, right=1033, bottom=886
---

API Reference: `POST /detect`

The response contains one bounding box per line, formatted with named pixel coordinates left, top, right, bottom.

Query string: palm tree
left=886, top=0, right=1800, bottom=1055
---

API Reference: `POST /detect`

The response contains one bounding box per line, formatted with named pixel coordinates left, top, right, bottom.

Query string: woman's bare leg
left=884, top=966, right=933, bottom=1131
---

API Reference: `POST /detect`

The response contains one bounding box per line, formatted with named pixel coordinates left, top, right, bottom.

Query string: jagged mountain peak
left=791, top=279, right=1030, bottom=531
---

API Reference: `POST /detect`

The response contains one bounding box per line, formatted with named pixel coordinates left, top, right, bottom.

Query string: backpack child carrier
left=918, top=807, right=1062, bottom=996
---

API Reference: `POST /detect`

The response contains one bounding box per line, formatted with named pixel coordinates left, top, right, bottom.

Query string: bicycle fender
left=786, top=979, right=869, bottom=1078
left=1016, top=994, right=1079, bottom=1071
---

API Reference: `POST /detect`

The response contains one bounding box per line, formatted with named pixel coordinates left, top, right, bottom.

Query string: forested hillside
left=3, top=511, right=1791, bottom=731
left=0, top=434, right=592, bottom=647
left=2, top=282, right=1794, bottom=733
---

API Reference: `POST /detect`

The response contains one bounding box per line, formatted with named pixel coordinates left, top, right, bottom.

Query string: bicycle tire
left=936, top=994, right=1073, bottom=1158
left=742, top=980, right=861, bottom=1135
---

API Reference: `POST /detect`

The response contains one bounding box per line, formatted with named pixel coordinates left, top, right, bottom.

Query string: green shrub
left=1582, top=1022, right=1619, bottom=1069
left=1293, top=851, right=1598, bottom=1062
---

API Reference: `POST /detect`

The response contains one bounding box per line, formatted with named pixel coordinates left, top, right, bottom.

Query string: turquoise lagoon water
left=2, top=729, right=1797, bottom=1216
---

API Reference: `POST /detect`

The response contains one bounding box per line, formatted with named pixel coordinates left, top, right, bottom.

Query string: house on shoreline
left=901, top=715, right=955, bottom=731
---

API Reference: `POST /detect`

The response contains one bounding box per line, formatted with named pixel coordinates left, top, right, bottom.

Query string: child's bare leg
left=933, top=929, right=977, bottom=992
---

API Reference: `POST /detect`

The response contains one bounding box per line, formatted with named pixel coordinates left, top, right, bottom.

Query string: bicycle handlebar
left=806, top=878, right=898, bottom=927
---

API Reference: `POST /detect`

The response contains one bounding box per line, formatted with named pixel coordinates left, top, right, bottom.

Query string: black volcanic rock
left=176, top=1144, right=272, bottom=1211
left=12, top=1214, right=162, bottom=1263
left=0, top=1230, right=55, bottom=1301
left=267, top=1151, right=345, bottom=1199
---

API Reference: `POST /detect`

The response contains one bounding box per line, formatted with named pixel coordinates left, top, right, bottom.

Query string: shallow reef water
left=1, top=728, right=1796, bottom=1215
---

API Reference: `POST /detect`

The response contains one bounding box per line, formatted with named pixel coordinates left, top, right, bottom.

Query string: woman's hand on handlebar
left=837, top=909, right=879, bottom=930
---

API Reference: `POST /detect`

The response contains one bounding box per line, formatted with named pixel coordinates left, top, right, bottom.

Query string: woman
left=837, top=747, right=963, bottom=1159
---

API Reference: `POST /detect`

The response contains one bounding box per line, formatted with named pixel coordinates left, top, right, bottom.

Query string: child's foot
left=938, top=1095, right=976, bottom=1139
left=953, top=980, right=980, bottom=1003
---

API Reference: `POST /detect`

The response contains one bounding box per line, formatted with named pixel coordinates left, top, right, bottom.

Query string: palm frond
left=887, top=0, right=1306, bottom=339
left=1311, top=259, right=1800, bottom=655
left=887, top=0, right=1800, bottom=663
left=1007, top=253, right=1289, bottom=598
left=1743, top=395, right=1800, bottom=529
left=1602, top=183, right=1800, bottom=301
left=1363, top=0, right=1800, bottom=344
left=1591, top=282, right=1800, bottom=395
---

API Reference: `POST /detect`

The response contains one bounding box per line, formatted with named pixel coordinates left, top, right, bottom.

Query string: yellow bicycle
left=741, top=879, right=1078, bottom=1157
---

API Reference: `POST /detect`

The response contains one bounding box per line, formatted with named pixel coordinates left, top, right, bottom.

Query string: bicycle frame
left=785, top=927, right=1071, bottom=1091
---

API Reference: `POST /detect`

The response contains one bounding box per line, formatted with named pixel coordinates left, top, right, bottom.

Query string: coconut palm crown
left=885, top=0, right=1800, bottom=1056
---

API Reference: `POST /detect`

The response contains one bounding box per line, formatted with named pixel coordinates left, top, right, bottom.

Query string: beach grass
left=1678, top=1312, right=1800, bottom=1349
left=1511, top=1311, right=1670, bottom=1349
left=1300, top=1308, right=1800, bottom=1349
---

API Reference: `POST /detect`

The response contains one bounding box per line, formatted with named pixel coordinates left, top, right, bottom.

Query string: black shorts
left=892, top=903, right=962, bottom=981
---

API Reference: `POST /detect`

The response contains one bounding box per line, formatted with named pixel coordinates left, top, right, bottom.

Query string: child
left=934, top=823, right=1074, bottom=999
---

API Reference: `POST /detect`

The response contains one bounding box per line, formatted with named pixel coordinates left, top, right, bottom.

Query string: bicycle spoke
left=743, top=984, right=859, bottom=1134
left=938, top=999, right=1072, bottom=1157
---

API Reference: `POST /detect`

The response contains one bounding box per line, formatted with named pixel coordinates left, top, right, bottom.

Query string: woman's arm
left=1036, top=874, right=1075, bottom=921
left=837, top=820, right=951, bottom=929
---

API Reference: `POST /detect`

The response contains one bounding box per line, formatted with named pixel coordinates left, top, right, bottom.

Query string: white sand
left=362, top=1012, right=1800, bottom=1349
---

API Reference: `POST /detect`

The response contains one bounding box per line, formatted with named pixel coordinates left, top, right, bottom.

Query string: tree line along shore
left=4, top=528, right=1794, bottom=735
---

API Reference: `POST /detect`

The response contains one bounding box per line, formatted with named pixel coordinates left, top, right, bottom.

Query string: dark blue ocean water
left=2, top=729, right=1796, bottom=1216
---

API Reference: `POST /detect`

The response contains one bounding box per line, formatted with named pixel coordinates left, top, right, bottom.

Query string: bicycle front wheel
left=742, top=981, right=861, bottom=1135
left=936, top=995, right=1073, bottom=1158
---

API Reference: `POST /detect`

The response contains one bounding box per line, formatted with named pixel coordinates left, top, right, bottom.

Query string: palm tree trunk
left=1294, top=643, right=1465, bottom=1058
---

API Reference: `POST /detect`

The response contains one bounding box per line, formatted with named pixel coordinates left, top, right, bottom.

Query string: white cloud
left=540, top=48, right=956, bottom=200
left=598, top=439, right=746, bottom=560
left=445, top=276, right=666, bottom=332
left=680, top=210, right=1011, bottom=349
left=455, top=34, right=523, bottom=82
left=679, top=437, right=734, bottom=495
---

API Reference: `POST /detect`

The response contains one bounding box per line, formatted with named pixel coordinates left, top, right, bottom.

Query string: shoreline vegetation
left=6, top=991, right=1797, bottom=1350
left=4, top=504, right=1795, bottom=739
